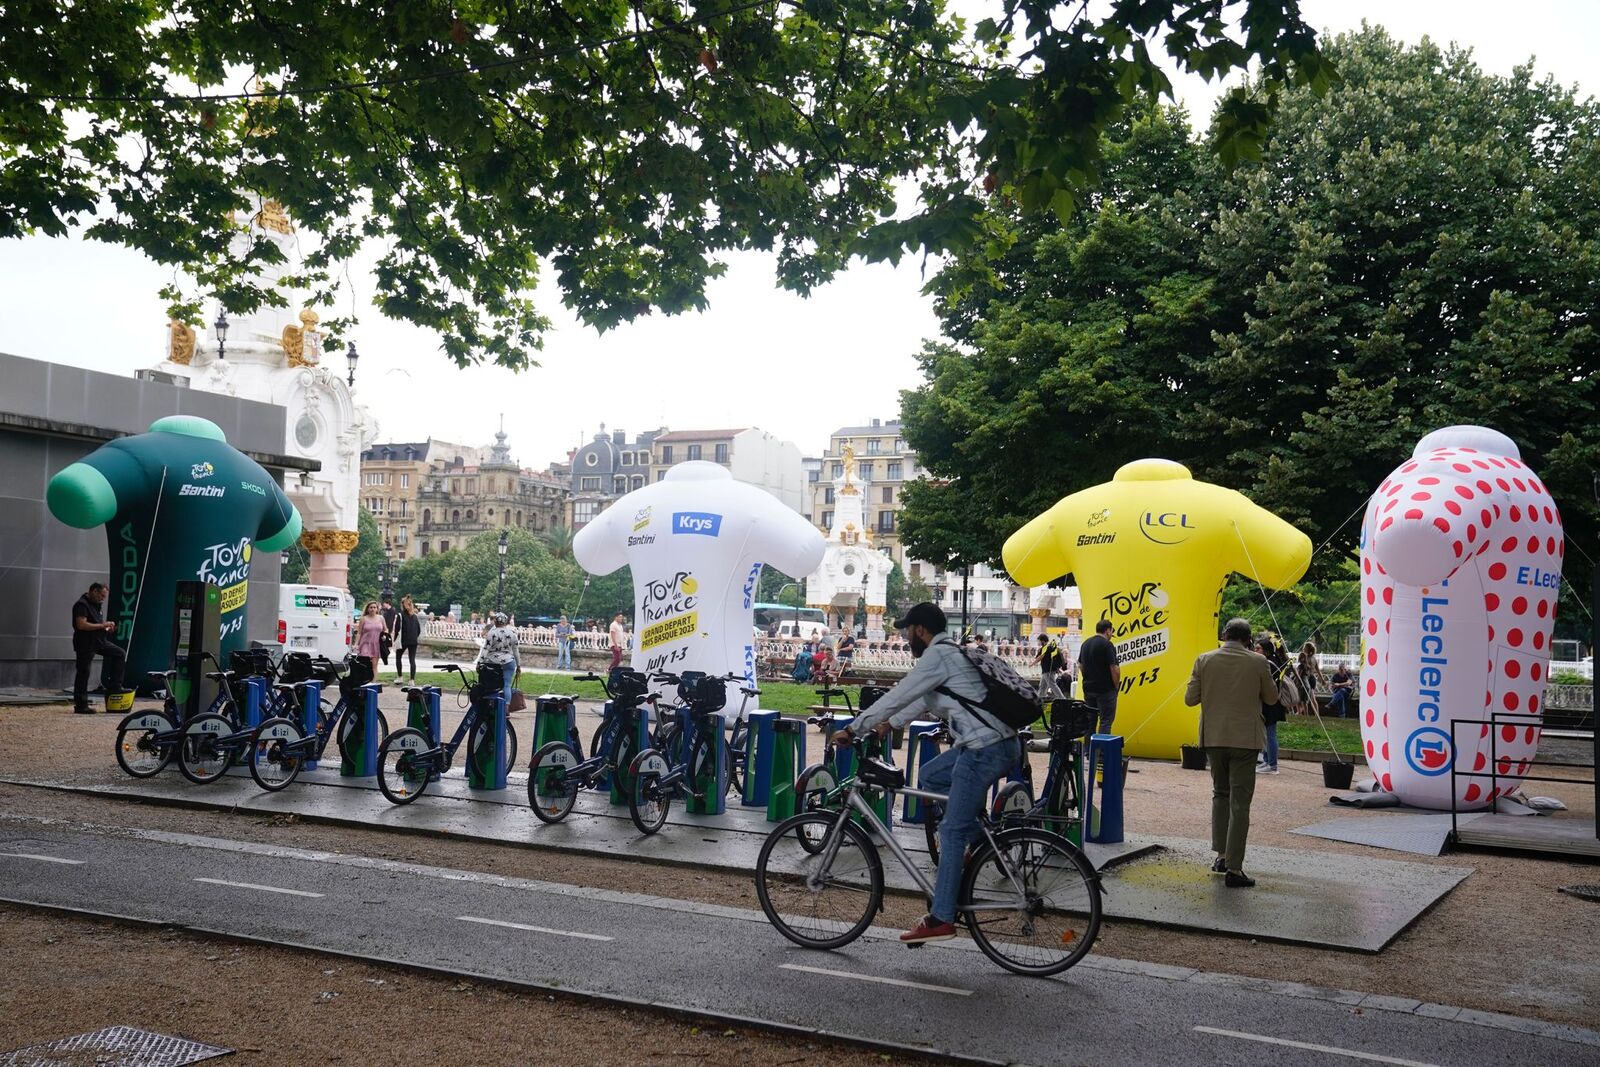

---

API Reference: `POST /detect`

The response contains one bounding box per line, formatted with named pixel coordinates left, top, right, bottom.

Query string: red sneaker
left=900, top=915, right=957, bottom=946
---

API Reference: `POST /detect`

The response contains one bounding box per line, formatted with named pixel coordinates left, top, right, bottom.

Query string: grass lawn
left=1278, top=714, right=1364, bottom=755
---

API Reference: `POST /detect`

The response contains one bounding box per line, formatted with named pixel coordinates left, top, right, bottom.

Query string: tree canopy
left=901, top=27, right=1600, bottom=593
left=3, top=1, right=1329, bottom=366
left=395, top=528, right=632, bottom=621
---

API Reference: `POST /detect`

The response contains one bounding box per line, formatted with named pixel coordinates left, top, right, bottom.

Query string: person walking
left=554, top=614, right=575, bottom=671
left=394, top=595, right=422, bottom=682
left=355, top=601, right=386, bottom=677
left=478, top=612, right=520, bottom=706
left=1077, top=619, right=1122, bottom=733
left=379, top=593, right=398, bottom=670
left=608, top=613, right=627, bottom=669
left=1034, top=633, right=1066, bottom=700
left=1254, top=637, right=1287, bottom=774
left=833, top=602, right=1020, bottom=944
left=71, top=582, right=126, bottom=714
left=1185, top=618, right=1278, bottom=888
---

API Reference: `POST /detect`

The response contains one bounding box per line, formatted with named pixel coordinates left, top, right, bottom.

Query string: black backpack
left=937, top=645, right=1041, bottom=731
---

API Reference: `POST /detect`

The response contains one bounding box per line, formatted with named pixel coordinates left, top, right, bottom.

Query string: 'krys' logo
left=673, top=511, right=722, bottom=537
left=741, top=562, right=762, bottom=609
left=197, top=537, right=252, bottom=591
left=191, top=462, right=215, bottom=480
left=1140, top=511, right=1196, bottom=545
left=1404, top=727, right=1454, bottom=777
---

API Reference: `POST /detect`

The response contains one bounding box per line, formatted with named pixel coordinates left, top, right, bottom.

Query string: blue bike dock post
left=902, top=720, right=942, bottom=823
left=466, top=691, right=508, bottom=791
left=829, top=713, right=856, bottom=781
left=242, top=677, right=267, bottom=729
left=685, top=713, right=728, bottom=816
left=341, top=683, right=382, bottom=777
left=598, top=704, right=651, bottom=804
left=297, top=680, right=323, bottom=771
left=1085, top=733, right=1125, bottom=844
left=767, top=718, right=807, bottom=822
left=407, top=686, right=443, bottom=783
left=740, top=710, right=779, bottom=808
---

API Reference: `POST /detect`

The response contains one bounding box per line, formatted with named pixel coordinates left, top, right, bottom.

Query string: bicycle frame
left=813, top=779, right=1030, bottom=913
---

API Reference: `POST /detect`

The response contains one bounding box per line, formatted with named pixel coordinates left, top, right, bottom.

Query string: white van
left=277, top=584, right=353, bottom=661
left=754, top=619, right=830, bottom=641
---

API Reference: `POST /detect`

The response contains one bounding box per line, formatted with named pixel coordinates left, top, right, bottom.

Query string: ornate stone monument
left=805, top=445, right=894, bottom=638
left=152, top=197, right=376, bottom=589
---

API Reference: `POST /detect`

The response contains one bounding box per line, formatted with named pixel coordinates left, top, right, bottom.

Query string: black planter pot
left=1322, top=759, right=1355, bottom=789
left=1180, top=744, right=1208, bottom=771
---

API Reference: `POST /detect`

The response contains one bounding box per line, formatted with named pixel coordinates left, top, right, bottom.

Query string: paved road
left=0, top=819, right=1594, bottom=1066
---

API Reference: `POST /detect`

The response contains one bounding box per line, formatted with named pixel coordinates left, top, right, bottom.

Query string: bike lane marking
left=1193, top=1026, right=1442, bottom=1066
left=193, top=877, right=324, bottom=898
left=456, top=916, right=614, bottom=942
left=0, top=852, right=84, bottom=865
left=779, top=963, right=973, bottom=996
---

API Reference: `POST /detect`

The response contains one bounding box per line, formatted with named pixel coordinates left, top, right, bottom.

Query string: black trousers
left=73, top=638, right=127, bottom=709
left=394, top=644, right=417, bottom=677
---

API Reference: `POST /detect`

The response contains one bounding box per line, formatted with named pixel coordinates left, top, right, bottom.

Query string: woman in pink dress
left=355, top=601, right=385, bottom=676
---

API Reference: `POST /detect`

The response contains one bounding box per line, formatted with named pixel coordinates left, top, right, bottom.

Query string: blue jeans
left=1327, top=688, right=1350, bottom=717
left=556, top=640, right=572, bottom=670
left=919, top=736, right=1022, bottom=925
left=1262, top=720, right=1279, bottom=768
left=488, top=662, right=515, bottom=707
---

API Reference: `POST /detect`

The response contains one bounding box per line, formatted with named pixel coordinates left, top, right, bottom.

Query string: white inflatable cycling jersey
left=573, top=462, right=826, bottom=712
left=1359, top=426, right=1564, bottom=810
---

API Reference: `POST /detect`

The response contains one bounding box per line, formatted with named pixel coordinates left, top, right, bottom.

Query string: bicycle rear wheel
left=377, top=727, right=433, bottom=805
left=248, top=717, right=305, bottom=792
left=115, top=710, right=174, bottom=778
left=528, top=741, right=580, bottom=823
left=176, top=713, right=233, bottom=785
left=960, top=827, right=1101, bottom=976
left=755, top=812, right=882, bottom=950
left=627, top=750, right=672, bottom=835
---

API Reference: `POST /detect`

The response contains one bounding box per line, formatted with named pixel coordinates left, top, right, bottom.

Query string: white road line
left=456, top=916, right=614, bottom=942
left=779, top=963, right=973, bottom=997
left=1193, top=1026, right=1443, bottom=1066
left=193, top=877, right=324, bottom=898
left=0, top=852, right=84, bottom=865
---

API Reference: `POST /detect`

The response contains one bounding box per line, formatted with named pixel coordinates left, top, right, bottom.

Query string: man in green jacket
left=1185, top=617, right=1279, bottom=887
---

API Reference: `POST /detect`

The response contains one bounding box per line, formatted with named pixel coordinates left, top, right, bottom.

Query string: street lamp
left=496, top=530, right=509, bottom=614
left=213, top=309, right=229, bottom=361
left=380, top=555, right=393, bottom=598
left=345, top=341, right=359, bottom=387
left=860, top=572, right=870, bottom=638
left=961, top=564, right=971, bottom=638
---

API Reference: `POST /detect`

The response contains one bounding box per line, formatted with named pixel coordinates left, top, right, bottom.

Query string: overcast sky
left=1, top=1, right=1594, bottom=469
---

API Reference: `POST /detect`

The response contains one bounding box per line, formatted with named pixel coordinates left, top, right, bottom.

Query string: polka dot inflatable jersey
left=1359, top=426, right=1563, bottom=810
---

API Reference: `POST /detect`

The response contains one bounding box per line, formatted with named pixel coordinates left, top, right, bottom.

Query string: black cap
left=893, top=601, right=947, bottom=633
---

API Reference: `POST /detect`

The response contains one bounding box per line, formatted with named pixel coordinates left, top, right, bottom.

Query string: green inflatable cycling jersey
left=47, top=415, right=302, bottom=685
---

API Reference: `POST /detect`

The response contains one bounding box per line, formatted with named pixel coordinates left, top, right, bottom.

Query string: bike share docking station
left=339, top=677, right=385, bottom=779
left=404, top=685, right=443, bottom=783
left=766, top=716, right=807, bottom=821
left=1085, top=733, right=1125, bottom=844
left=740, top=710, right=780, bottom=808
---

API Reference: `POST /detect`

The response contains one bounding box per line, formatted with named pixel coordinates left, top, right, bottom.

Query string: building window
left=858, top=462, right=873, bottom=481
left=620, top=451, right=632, bottom=466
left=505, top=510, right=512, bottom=525
left=451, top=509, right=460, bottom=523
left=422, top=508, right=431, bottom=527
left=831, top=462, right=843, bottom=478
left=824, top=488, right=835, bottom=505
left=661, top=445, right=673, bottom=463
left=440, top=540, right=450, bottom=552
left=808, top=469, right=820, bottom=482
left=656, top=471, right=667, bottom=482
left=586, top=452, right=598, bottom=466
left=632, top=476, right=643, bottom=490
left=821, top=511, right=833, bottom=527
left=878, top=511, right=895, bottom=532
left=488, top=508, right=495, bottom=517
left=894, top=438, right=904, bottom=451
left=420, top=542, right=429, bottom=557
left=465, top=509, right=475, bottom=522
left=714, top=442, right=728, bottom=463
left=910, top=562, right=922, bottom=578
left=638, top=451, right=651, bottom=465
left=466, top=479, right=476, bottom=494
left=580, top=476, right=600, bottom=491
left=687, top=444, right=702, bottom=461
left=516, top=510, right=523, bottom=525
left=881, top=486, right=894, bottom=504
left=610, top=477, right=623, bottom=493
left=401, top=473, right=410, bottom=489
left=573, top=501, right=597, bottom=524
left=396, top=526, right=408, bottom=544
left=886, top=461, right=902, bottom=480
left=983, top=589, right=1002, bottom=608
left=867, top=438, right=880, bottom=454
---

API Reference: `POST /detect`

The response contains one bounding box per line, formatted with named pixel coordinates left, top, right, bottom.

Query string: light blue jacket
left=851, top=634, right=1015, bottom=750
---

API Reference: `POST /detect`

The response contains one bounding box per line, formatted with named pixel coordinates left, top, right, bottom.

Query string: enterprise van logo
left=1404, top=727, right=1453, bottom=776
left=180, top=483, right=226, bottom=498
left=673, top=512, right=722, bottom=536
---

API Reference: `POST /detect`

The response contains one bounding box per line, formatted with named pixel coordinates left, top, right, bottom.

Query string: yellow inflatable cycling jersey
left=1003, top=459, right=1312, bottom=758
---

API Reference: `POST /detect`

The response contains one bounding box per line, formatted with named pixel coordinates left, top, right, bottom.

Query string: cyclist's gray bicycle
left=754, top=742, right=1102, bottom=976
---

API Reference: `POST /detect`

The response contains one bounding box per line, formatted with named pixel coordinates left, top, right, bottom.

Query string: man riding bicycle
left=831, top=601, right=1021, bottom=946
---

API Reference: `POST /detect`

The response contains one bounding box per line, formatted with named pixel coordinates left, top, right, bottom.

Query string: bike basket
left=228, top=648, right=274, bottom=677
left=343, top=655, right=374, bottom=688
left=676, top=670, right=707, bottom=704
left=279, top=652, right=315, bottom=683
left=609, top=667, right=649, bottom=703
left=1048, top=698, right=1097, bottom=739
left=859, top=685, right=891, bottom=711
left=686, top=674, right=726, bottom=713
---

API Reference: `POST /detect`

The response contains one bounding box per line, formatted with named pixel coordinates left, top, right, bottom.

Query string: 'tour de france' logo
left=191, top=462, right=215, bottom=480
left=1404, top=727, right=1453, bottom=776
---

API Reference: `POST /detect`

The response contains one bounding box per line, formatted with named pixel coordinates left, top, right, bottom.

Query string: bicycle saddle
left=857, top=757, right=905, bottom=791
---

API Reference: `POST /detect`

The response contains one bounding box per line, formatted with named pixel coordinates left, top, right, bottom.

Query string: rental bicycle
left=755, top=741, right=1102, bottom=976
left=625, top=671, right=756, bottom=834
left=526, top=668, right=650, bottom=824
left=374, top=665, right=522, bottom=804
left=113, top=664, right=239, bottom=779
left=923, top=699, right=1096, bottom=865
left=792, top=701, right=894, bottom=854
left=243, top=656, right=400, bottom=791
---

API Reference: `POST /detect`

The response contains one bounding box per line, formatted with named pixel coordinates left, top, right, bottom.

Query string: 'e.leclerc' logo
left=673, top=512, right=722, bottom=537
left=1404, top=727, right=1453, bottom=776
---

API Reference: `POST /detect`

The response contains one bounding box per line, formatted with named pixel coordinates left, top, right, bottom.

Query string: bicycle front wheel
left=377, top=727, right=434, bottom=805
left=755, top=812, right=882, bottom=950
left=960, top=827, right=1101, bottom=976
left=176, top=713, right=233, bottom=785
left=528, top=741, right=580, bottom=823
left=248, top=717, right=305, bottom=792
left=627, top=750, right=672, bottom=835
left=115, top=710, right=174, bottom=778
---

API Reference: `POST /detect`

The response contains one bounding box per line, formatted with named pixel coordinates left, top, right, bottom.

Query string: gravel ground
left=3, top=698, right=1598, bottom=1041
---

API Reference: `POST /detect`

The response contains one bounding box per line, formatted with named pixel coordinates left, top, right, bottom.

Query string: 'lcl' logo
left=1139, top=512, right=1195, bottom=545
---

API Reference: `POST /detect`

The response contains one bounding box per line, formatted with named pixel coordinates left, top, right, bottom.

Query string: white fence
left=422, top=620, right=612, bottom=651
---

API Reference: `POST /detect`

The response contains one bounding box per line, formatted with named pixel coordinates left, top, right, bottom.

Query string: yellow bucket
left=105, top=689, right=135, bottom=713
